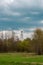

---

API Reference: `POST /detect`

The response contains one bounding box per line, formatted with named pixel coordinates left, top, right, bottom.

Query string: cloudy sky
left=0, top=0, right=43, bottom=33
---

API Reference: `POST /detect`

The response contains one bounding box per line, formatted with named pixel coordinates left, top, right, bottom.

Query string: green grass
left=0, top=53, right=43, bottom=65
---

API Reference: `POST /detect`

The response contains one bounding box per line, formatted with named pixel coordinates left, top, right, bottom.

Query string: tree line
left=0, top=28, right=43, bottom=55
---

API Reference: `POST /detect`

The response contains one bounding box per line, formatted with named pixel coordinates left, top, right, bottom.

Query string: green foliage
left=18, top=38, right=31, bottom=52
left=0, top=28, right=43, bottom=55
left=32, top=29, right=43, bottom=55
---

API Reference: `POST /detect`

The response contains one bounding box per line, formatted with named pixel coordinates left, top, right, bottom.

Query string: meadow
left=0, top=53, right=43, bottom=65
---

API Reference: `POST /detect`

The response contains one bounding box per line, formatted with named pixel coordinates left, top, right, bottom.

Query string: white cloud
left=0, top=0, right=43, bottom=9
left=0, top=18, right=9, bottom=20
left=2, top=9, right=21, bottom=16
left=40, top=20, right=43, bottom=23
left=28, top=28, right=36, bottom=31
left=14, top=30, right=34, bottom=39
left=24, top=17, right=30, bottom=20
left=40, top=0, right=43, bottom=9
left=0, top=0, right=14, bottom=6
left=23, top=32, right=33, bottom=39
left=28, top=27, right=43, bottom=31
left=23, top=28, right=36, bottom=32
left=6, top=11, right=21, bottom=16
left=21, top=17, right=31, bottom=21
left=31, top=12, right=40, bottom=15
left=0, top=0, right=43, bottom=16
left=19, top=0, right=39, bottom=8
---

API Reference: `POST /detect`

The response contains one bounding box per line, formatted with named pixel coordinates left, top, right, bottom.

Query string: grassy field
left=0, top=53, right=43, bottom=65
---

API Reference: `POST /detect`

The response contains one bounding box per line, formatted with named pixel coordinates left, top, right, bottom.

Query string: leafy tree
left=32, top=28, right=43, bottom=55
left=18, top=38, right=31, bottom=52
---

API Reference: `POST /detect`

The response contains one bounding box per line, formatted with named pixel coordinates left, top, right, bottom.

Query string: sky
left=0, top=0, right=43, bottom=38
